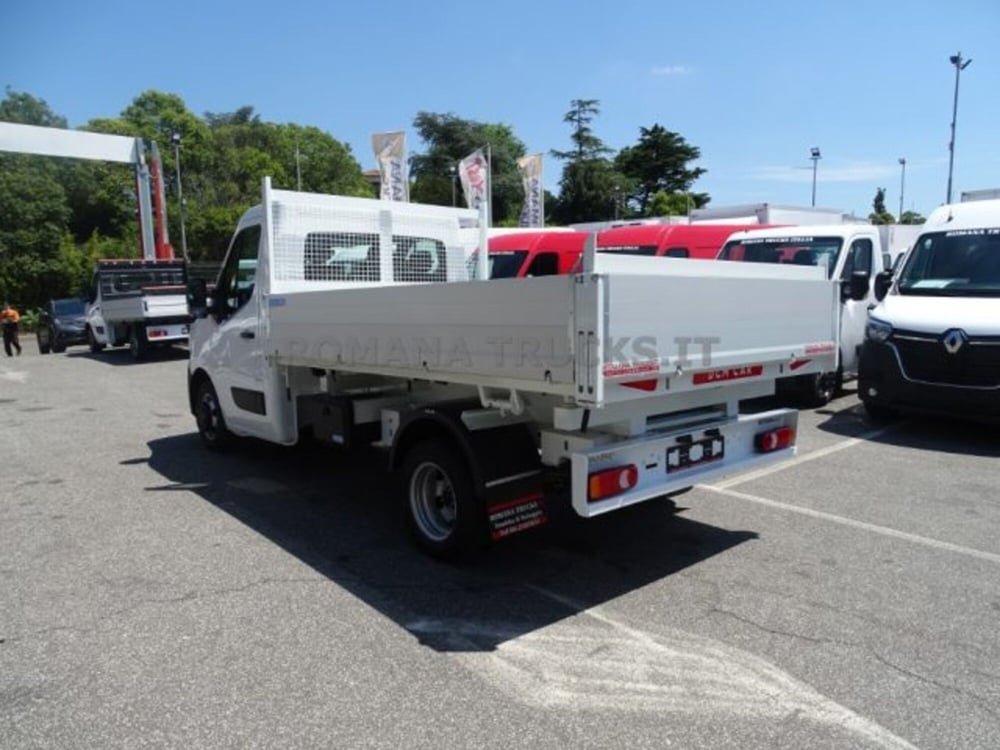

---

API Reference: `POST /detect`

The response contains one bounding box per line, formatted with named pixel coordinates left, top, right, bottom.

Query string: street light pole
left=898, top=158, right=906, bottom=219
left=450, top=164, right=457, bottom=207
left=170, top=132, right=188, bottom=262
left=809, top=147, right=821, bottom=207
left=946, top=51, right=972, bottom=204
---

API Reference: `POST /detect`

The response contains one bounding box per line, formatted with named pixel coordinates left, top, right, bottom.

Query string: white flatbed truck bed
left=188, top=179, right=838, bottom=558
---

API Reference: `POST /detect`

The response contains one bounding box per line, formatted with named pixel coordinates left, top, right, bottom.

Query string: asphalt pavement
left=2, top=344, right=998, bottom=749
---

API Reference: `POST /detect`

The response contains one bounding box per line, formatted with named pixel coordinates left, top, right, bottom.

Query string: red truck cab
left=483, top=230, right=591, bottom=278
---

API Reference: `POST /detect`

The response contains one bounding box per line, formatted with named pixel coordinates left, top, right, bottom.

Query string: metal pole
left=450, top=165, right=456, bottom=207
left=171, top=133, right=188, bottom=262
left=898, top=158, right=906, bottom=219
left=811, top=160, right=817, bottom=207
left=946, top=52, right=971, bottom=204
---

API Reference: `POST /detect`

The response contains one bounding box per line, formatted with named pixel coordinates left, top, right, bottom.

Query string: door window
left=841, top=238, right=873, bottom=279
left=215, top=225, right=261, bottom=317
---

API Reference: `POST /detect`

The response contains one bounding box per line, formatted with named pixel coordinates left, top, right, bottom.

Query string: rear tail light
left=588, top=465, right=639, bottom=502
left=755, top=426, right=796, bottom=453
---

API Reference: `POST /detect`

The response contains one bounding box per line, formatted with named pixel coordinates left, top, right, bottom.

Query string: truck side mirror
left=874, top=270, right=893, bottom=301
left=188, top=279, right=208, bottom=318
left=842, top=271, right=870, bottom=302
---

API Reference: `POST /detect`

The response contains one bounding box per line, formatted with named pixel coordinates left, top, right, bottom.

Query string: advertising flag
left=458, top=148, right=489, bottom=211
left=372, top=131, right=408, bottom=202
left=517, top=153, right=543, bottom=227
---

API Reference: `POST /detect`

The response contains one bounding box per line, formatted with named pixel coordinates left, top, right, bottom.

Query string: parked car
left=37, top=297, right=88, bottom=353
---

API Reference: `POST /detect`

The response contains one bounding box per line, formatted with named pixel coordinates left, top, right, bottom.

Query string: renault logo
left=942, top=329, right=967, bottom=354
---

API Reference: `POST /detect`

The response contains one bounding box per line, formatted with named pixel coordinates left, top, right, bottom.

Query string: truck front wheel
left=400, top=439, right=487, bottom=560
left=87, top=326, right=105, bottom=353
left=195, top=379, right=233, bottom=450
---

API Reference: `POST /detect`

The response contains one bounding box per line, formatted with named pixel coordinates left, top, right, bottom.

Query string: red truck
left=483, top=230, right=591, bottom=278
left=595, top=223, right=783, bottom=260
left=479, top=223, right=786, bottom=279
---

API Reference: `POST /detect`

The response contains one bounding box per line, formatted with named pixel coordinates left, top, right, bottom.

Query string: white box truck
left=716, top=224, right=892, bottom=406
left=186, top=179, right=839, bottom=559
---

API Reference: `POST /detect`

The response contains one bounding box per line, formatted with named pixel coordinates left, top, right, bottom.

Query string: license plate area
left=667, top=436, right=724, bottom=473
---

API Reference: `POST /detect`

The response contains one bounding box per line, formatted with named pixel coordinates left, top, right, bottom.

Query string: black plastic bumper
left=858, top=340, right=1000, bottom=422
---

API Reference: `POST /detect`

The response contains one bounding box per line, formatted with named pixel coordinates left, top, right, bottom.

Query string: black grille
left=892, top=332, right=1000, bottom=387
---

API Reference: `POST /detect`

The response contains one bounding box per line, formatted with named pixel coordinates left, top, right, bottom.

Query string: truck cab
left=859, top=199, right=1000, bottom=422
left=717, top=224, right=887, bottom=405
left=475, top=230, right=591, bottom=279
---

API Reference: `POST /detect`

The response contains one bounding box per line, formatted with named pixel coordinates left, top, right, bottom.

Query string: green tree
left=615, top=125, right=707, bottom=215
left=647, top=191, right=708, bottom=217
left=868, top=187, right=895, bottom=224
left=899, top=210, right=925, bottom=225
left=408, top=112, right=528, bottom=224
left=550, top=99, right=618, bottom=224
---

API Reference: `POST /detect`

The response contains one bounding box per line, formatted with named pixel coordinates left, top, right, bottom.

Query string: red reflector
left=588, top=465, right=639, bottom=502
left=621, top=378, right=658, bottom=391
left=755, top=426, right=796, bottom=453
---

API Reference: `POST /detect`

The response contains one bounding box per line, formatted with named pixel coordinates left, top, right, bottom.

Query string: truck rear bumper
left=570, top=408, right=799, bottom=517
left=144, top=322, right=190, bottom=343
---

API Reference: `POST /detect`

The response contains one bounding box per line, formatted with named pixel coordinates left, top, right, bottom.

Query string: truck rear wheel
left=799, top=373, right=834, bottom=408
left=129, top=326, right=148, bottom=360
left=195, top=379, right=233, bottom=450
left=400, top=439, right=487, bottom=560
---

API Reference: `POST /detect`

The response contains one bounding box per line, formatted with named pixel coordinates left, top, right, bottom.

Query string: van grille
left=892, top=330, right=1000, bottom=387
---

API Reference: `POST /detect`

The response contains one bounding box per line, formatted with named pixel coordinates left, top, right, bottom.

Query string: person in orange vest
left=1, top=302, right=22, bottom=356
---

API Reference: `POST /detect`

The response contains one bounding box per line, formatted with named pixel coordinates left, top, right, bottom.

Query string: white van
left=718, top=224, right=888, bottom=406
left=859, top=199, right=1000, bottom=421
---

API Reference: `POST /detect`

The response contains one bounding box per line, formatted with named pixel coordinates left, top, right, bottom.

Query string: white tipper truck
left=186, top=179, right=838, bottom=559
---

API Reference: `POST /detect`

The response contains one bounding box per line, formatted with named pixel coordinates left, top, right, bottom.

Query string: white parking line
left=714, top=423, right=904, bottom=489
left=699, top=484, right=1000, bottom=566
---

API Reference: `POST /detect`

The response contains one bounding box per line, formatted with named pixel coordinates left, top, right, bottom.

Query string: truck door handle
left=240, top=329, right=255, bottom=339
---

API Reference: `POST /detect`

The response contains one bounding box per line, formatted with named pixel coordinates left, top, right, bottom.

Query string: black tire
left=399, top=439, right=487, bottom=560
left=37, top=332, right=51, bottom=354
left=128, top=326, right=147, bottom=361
left=87, top=326, right=105, bottom=353
left=799, top=373, right=834, bottom=408
left=51, top=331, right=66, bottom=354
left=862, top=399, right=897, bottom=424
left=194, top=378, right=233, bottom=450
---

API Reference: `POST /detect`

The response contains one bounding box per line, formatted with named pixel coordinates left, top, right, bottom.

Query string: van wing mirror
left=187, top=279, right=209, bottom=318
left=842, top=271, right=870, bottom=302
left=873, top=270, right=893, bottom=302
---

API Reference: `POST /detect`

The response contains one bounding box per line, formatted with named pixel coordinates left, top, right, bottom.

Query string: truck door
left=208, top=224, right=275, bottom=438
left=838, top=237, right=874, bottom=375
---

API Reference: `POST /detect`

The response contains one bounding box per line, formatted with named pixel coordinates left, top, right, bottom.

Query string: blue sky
left=2, top=0, right=997, bottom=219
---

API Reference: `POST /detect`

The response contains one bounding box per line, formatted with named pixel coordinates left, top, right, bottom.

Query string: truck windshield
left=897, top=228, right=1000, bottom=297
left=468, top=250, right=528, bottom=279
left=53, top=299, right=86, bottom=316
left=718, top=237, right=843, bottom=279
left=597, top=245, right=658, bottom=256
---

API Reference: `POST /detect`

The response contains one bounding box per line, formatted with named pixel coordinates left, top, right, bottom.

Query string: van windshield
left=468, top=250, right=528, bottom=279
left=718, top=236, right=843, bottom=278
left=897, top=228, right=1000, bottom=297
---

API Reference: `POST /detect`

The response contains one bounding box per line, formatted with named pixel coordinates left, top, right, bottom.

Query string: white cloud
left=650, top=65, right=691, bottom=76
left=753, top=162, right=896, bottom=183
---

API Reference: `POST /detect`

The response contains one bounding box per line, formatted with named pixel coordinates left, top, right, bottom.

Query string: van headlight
left=865, top=317, right=893, bottom=343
